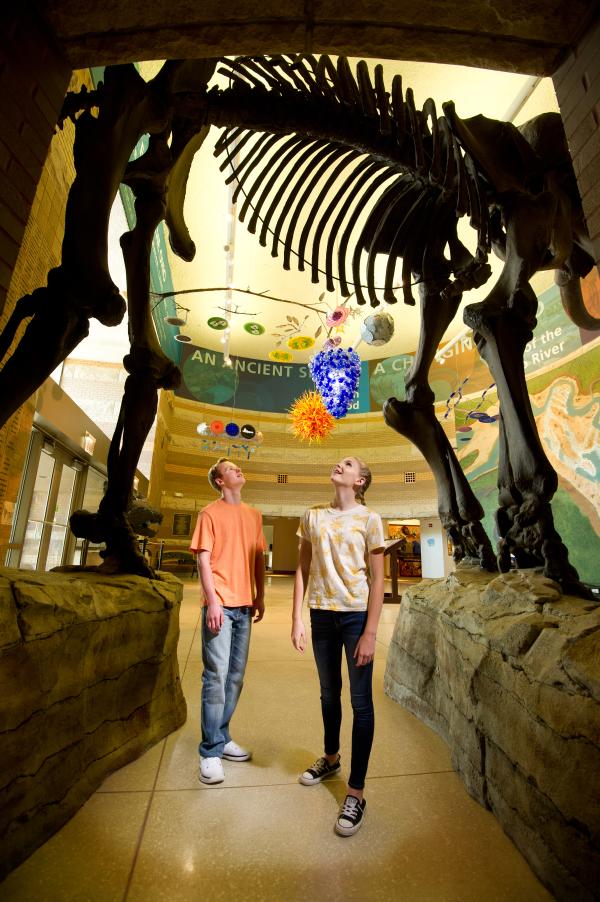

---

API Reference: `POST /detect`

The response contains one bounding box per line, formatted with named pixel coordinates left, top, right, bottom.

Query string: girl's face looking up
left=331, top=457, right=364, bottom=493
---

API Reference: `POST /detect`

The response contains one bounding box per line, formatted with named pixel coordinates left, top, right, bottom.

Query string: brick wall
left=0, top=62, right=91, bottom=552
left=553, top=16, right=600, bottom=269
left=0, top=8, right=72, bottom=551
left=0, top=8, right=71, bottom=316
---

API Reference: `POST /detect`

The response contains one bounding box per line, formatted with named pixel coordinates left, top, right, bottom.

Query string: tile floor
left=2, top=576, right=552, bottom=902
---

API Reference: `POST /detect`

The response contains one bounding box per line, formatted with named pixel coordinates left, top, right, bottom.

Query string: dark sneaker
left=335, top=795, right=366, bottom=836
left=298, top=755, right=341, bottom=786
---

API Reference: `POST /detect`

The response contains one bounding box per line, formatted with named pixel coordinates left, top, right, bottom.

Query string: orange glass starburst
left=289, top=391, right=335, bottom=443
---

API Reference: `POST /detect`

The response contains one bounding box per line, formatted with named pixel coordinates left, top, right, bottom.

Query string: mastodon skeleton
left=0, top=56, right=597, bottom=592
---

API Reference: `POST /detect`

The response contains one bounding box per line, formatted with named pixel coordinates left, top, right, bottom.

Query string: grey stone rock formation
left=384, top=564, right=600, bottom=901
left=0, top=568, right=187, bottom=880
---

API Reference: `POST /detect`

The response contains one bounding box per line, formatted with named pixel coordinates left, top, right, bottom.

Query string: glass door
left=19, top=447, right=55, bottom=570
left=10, top=430, right=88, bottom=571
left=45, top=461, right=78, bottom=570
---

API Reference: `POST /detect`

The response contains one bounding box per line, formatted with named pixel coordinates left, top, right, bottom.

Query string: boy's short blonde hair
left=208, top=458, right=230, bottom=493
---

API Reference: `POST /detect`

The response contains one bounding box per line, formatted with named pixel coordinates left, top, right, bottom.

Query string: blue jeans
left=200, top=606, right=252, bottom=758
left=310, top=608, right=375, bottom=791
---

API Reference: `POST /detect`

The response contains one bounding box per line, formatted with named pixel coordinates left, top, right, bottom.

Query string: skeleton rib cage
left=212, top=55, right=491, bottom=308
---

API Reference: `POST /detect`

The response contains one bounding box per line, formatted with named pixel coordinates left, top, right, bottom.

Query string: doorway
left=263, top=524, right=274, bottom=571
left=7, top=429, right=89, bottom=571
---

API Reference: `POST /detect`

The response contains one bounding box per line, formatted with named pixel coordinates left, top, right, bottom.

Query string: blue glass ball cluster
left=309, top=347, right=361, bottom=418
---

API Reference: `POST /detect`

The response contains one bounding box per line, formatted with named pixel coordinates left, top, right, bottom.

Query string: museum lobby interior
left=0, top=5, right=599, bottom=901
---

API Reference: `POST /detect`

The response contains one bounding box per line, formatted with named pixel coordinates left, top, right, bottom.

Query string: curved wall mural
left=175, top=276, right=600, bottom=585
left=453, top=276, right=600, bottom=586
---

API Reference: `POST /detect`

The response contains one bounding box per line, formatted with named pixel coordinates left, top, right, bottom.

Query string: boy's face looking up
left=216, top=461, right=245, bottom=491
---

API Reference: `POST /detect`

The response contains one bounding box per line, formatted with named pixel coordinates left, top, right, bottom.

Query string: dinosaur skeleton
left=0, top=56, right=597, bottom=593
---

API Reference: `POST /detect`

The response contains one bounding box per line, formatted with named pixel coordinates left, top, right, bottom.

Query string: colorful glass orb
left=269, top=349, right=294, bottom=362
left=210, top=420, right=224, bottom=435
left=309, top=347, right=361, bottom=419
left=325, top=306, right=349, bottom=328
left=287, top=335, right=315, bottom=351
left=360, top=312, right=395, bottom=346
left=289, top=391, right=335, bottom=443
left=196, top=422, right=210, bottom=435
left=240, top=424, right=256, bottom=440
left=225, top=422, right=239, bottom=437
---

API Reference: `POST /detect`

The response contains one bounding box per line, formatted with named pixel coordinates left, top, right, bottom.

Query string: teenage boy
left=190, top=458, right=266, bottom=784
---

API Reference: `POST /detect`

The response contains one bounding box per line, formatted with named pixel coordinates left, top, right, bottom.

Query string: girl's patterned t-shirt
left=297, top=504, right=385, bottom=611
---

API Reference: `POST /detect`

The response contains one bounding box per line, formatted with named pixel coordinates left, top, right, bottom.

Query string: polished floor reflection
left=3, top=576, right=551, bottom=901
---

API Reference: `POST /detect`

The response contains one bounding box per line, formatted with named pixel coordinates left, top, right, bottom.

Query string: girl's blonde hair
left=353, top=457, right=372, bottom=505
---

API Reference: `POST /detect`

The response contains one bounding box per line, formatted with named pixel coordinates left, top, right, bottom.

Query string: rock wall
left=0, top=568, right=187, bottom=880
left=384, top=565, right=600, bottom=901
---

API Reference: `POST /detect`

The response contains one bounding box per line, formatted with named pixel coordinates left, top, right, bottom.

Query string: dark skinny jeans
left=310, top=608, right=375, bottom=791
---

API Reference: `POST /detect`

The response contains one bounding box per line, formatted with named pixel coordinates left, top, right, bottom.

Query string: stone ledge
left=384, top=564, right=600, bottom=902
left=0, top=568, right=187, bottom=880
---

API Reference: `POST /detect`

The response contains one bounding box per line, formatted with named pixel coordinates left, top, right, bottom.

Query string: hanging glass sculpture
left=287, top=335, right=315, bottom=351
left=465, top=383, right=499, bottom=424
left=322, top=336, right=342, bottom=351
left=289, top=391, right=335, bottom=443
left=326, top=306, right=349, bottom=328
left=269, top=349, right=294, bottom=362
left=309, top=347, right=361, bottom=418
left=360, top=311, right=395, bottom=346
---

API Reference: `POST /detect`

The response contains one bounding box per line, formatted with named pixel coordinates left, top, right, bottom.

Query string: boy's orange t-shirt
left=190, top=499, right=266, bottom=607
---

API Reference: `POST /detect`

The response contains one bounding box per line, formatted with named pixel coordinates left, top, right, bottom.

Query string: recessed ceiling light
left=165, top=315, right=187, bottom=326
left=174, top=334, right=192, bottom=342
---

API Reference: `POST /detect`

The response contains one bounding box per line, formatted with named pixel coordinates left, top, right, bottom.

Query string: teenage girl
left=292, top=456, right=385, bottom=836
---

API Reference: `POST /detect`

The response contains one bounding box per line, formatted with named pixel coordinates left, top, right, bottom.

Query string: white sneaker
left=199, top=757, right=225, bottom=784
left=223, top=740, right=252, bottom=761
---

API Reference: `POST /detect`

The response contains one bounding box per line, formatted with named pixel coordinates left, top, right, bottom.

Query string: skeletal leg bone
left=70, top=127, right=186, bottom=575
left=464, top=247, right=590, bottom=596
left=385, top=282, right=497, bottom=570
left=383, top=398, right=497, bottom=569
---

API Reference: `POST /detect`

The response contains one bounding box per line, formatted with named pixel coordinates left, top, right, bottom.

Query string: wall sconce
left=81, top=431, right=96, bottom=455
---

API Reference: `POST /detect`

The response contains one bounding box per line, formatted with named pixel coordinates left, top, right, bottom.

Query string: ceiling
left=73, top=57, right=559, bottom=368
left=40, top=0, right=597, bottom=75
